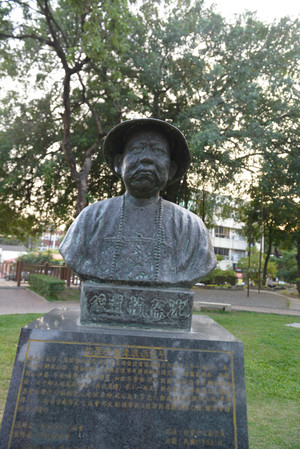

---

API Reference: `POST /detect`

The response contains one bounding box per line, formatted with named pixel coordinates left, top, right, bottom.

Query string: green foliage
left=238, top=247, right=277, bottom=285
left=0, top=0, right=299, bottom=234
left=185, top=190, right=218, bottom=228
left=19, top=252, right=55, bottom=265
left=28, top=274, right=65, bottom=299
left=274, top=250, right=297, bottom=283
left=236, top=130, right=300, bottom=287
left=0, top=236, right=23, bottom=246
left=0, top=204, right=42, bottom=241
left=0, top=0, right=135, bottom=223
left=127, top=3, right=300, bottom=204
left=201, top=268, right=237, bottom=286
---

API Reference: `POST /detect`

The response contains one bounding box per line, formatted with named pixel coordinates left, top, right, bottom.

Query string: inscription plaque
left=0, top=310, right=249, bottom=449
left=81, top=283, right=194, bottom=330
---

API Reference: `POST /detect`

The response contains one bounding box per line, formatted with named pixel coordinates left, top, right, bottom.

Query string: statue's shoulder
left=78, top=196, right=122, bottom=220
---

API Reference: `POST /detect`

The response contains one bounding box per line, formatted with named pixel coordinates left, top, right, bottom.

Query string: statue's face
left=116, top=129, right=177, bottom=198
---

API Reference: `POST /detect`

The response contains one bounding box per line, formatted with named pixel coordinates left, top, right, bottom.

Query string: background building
left=209, top=218, right=248, bottom=270
left=38, top=230, right=64, bottom=251
left=0, top=244, right=27, bottom=263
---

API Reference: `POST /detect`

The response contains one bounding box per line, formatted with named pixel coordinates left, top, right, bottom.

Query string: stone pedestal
left=0, top=309, right=249, bottom=449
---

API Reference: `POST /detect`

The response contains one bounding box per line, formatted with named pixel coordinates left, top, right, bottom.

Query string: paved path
left=0, top=281, right=300, bottom=317
left=193, top=287, right=300, bottom=316
left=0, top=282, right=79, bottom=315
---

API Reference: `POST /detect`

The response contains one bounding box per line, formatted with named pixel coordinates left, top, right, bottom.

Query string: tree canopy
left=0, top=0, right=135, bottom=224
left=0, top=0, right=299, bottom=248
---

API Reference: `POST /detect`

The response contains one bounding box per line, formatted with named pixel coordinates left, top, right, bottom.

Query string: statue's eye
left=129, top=146, right=144, bottom=154
left=153, top=146, right=166, bottom=153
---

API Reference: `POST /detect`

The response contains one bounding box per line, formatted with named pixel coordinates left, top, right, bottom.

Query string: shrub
left=19, top=251, right=55, bottom=265
left=29, top=274, right=64, bottom=299
left=201, top=268, right=237, bottom=286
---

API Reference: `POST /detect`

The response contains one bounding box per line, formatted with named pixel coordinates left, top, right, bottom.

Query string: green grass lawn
left=0, top=314, right=43, bottom=423
left=202, top=312, right=300, bottom=449
left=0, top=312, right=299, bottom=448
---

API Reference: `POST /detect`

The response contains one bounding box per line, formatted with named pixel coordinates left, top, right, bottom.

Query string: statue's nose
left=139, top=145, right=153, bottom=161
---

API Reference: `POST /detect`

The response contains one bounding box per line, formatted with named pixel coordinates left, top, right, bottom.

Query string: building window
left=215, top=226, right=230, bottom=238
left=231, top=250, right=246, bottom=262
left=214, top=247, right=229, bottom=258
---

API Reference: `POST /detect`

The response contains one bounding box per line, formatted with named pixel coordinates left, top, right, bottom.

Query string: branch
left=81, top=140, right=101, bottom=176
left=76, top=74, right=104, bottom=173
left=35, top=0, right=69, bottom=70
left=234, top=152, right=265, bottom=162
left=73, top=11, right=88, bottom=47
left=73, top=11, right=80, bottom=47
left=78, top=73, right=103, bottom=137
left=70, top=56, right=90, bottom=75
left=0, top=31, right=54, bottom=47
left=37, top=0, right=69, bottom=48
left=61, top=71, right=78, bottom=182
left=10, top=0, right=44, bottom=16
left=44, top=146, right=62, bottom=157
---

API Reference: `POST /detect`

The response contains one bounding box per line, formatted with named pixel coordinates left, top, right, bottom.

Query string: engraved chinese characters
left=81, top=283, right=194, bottom=329
left=88, top=294, right=190, bottom=322
left=8, top=338, right=238, bottom=449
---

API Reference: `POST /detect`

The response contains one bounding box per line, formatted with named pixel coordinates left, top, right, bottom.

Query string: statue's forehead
left=125, top=128, right=169, bottom=145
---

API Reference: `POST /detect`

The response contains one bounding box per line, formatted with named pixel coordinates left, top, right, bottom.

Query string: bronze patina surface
left=60, top=119, right=217, bottom=327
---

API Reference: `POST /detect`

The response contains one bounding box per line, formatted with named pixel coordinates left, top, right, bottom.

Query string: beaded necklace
left=109, top=194, right=163, bottom=282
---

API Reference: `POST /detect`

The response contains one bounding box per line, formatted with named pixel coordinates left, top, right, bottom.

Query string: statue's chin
left=125, top=177, right=162, bottom=198
left=129, top=186, right=159, bottom=199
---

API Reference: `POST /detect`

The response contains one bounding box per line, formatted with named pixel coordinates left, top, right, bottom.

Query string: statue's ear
left=168, top=160, right=177, bottom=181
left=114, top=154, right=123, bottom=176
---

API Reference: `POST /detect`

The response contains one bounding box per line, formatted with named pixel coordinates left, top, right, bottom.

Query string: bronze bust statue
left=60, top=118, right=216, bottom=288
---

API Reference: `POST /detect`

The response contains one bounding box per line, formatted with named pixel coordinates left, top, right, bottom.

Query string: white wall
left=0, top=246, right=27, bottom=263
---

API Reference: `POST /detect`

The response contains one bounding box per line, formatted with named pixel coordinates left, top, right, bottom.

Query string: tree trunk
left=201, top=188, right=206, bottom=224
left=258, top=232, right=263, bottom=293
left=262, top=225, right=273, bottom=286
left=182, top=175, right=189, bottom=209
left=247, top=202, right=253, bottom=298
left=76, top=174, right=89, bottom=217
left=296, top=234, right=300, bottom=295
left=152, top=92, right=161, bottom=119
left=61, top=67, right=101, bottom=217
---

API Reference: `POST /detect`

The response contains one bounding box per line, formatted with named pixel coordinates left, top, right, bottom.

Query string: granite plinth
left=0, top=309, right=249, bottom=449
left=81, top=282, right=194, bottom=330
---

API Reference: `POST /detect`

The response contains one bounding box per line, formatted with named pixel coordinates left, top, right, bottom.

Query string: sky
left=205, top=0, right=299, bottom=22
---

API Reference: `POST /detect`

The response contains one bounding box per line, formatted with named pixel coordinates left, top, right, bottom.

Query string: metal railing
left=0, top=261, right=80, bottom=287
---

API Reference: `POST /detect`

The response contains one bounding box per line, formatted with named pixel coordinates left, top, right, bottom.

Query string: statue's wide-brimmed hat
left=103, top=118, right=190, bottom=184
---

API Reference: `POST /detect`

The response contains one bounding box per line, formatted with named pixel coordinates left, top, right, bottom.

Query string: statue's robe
left=59, top=196, right=216, bottom=288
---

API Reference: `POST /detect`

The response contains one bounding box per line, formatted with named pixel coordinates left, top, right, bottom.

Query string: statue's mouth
left=134, top=168, right=156, bottom=178
left=139, top=169, right=154, bottom=175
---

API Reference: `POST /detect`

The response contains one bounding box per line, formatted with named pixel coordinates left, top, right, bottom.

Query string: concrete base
left=0, top=309, right=248, bottom=449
